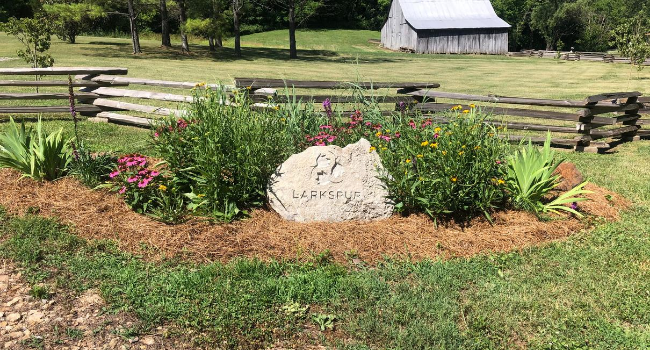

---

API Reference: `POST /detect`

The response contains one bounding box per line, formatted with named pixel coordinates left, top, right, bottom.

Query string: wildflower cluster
left=108, top=154, right=166, bottom=213
left=154, top=118, right=194, bottom=138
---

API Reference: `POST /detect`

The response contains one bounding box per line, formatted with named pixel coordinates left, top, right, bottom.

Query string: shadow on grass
left=82, top=41, right=401, bottom=64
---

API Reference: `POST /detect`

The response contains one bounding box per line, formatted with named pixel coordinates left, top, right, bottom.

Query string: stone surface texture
left=268, top=138, right=393, bottom=222
left=554, top=162, right=584, bottom=191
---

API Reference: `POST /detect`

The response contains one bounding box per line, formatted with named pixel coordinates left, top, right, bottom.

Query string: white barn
left=381, top=0, right=511, bottom=54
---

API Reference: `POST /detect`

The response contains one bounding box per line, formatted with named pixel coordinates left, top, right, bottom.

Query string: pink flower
left=127, top=176, right=139, bottom=183
left=409, top=121, right=416, bottom=129
left=327, top=135, right=336, bottom=142
left=433, top=133, right=439, bottom=139
left=496, top=160, right=502, bottom=164
left=150, top=171, right=160, bottom=177
left=315, top=141, right=326, bottom=146
left=154, top=132, right=159, bottom=138
left=138, top=177, right=152, bottom=188
left=109, top=171, right=120, bottom=178
left=365, top=122, right=372, bottom=126
left=118, top=186, right=126, bottom=194
left=394, top=132, right=401, bottom=138
left=320, top=125, right=333, bottom=129
left=380, top=135, right=391, bottom=142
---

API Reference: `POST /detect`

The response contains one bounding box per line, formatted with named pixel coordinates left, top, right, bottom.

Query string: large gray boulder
left=267, top=138, right=394, bottom=222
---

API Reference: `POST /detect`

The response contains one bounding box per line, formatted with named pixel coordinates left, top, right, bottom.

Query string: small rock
left=108, top=339, right=118, bottom=348
left=26, top=311, right=44, bottom=324
left=8, top=331, right=23, bottom=339
left=5, top=313, right=21, bottom=323
left=5, top=297, right=20, bottom=307
left=129, top=337, right=139, bottom=344
left=3, top=341, right=14, bottom=349
left=554, top=162, right=584, bottom=191
left=140, top=336, right=155, bottom=345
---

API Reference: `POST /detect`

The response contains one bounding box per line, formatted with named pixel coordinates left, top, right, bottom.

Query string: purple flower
left=570, top=202, right=579, bottom=210
left=323, top=98, right=333, bottom=118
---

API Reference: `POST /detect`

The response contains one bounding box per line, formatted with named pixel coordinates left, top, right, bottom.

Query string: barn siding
left=410, top=28, right=508, bottom=54
left=381, top=0, right=419, bottom=51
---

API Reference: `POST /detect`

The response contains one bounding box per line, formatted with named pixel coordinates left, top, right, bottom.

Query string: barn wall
left=381, top=0, right=418, bottom=51
left=414, top=28, right=509, bottom=54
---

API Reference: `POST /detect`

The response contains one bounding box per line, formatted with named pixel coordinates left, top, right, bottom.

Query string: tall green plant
left=505, top=133, right=590, bottom=216
left=0, top=118, right=72, bottom=181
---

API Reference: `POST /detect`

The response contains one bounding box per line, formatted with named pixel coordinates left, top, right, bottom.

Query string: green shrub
left=375, top=108, right=510, bottom=219
left=152, top=88, right=299, bottom=221
left=68, top=143, right=117, bottom=188
left=0, top=117, right=71, bottom=181
left=505, top=133, right=591, bottom=216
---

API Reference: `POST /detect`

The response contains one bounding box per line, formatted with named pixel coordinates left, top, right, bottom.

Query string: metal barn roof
left=398, top=0, right=511, bottom=30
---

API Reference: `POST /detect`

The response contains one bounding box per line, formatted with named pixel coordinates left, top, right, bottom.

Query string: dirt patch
left=0, top=169, right=629, bottom=264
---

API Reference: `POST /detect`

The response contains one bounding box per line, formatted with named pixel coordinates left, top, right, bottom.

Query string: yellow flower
left=451, top=177, right=457, bottom=182
left=386, top=129, right=390, bottom=132
left=381, top=147, right=387, bottom=151
left=246, top=86, right=252, bottom=90
left=416, top=154, right=423, bottom=158
left=470, top=104, right=476, bottom=109
left=489, top=133, right=495, bottom=137
left=280, top=118, right=286, bottom=122
left=405, top=159, right=411, bottom=163
left=274, top=106, right=280, bottom=110
left=421, top=141, right=429, bottom=147
left=458, top=151, right=465, bottom=156
left=369, top=146, right=376, bottom=152
left=462, top=110, right=470, bottom=114
left=442, top=150, right=447, bottom=155
left=267, top=95, right=273, bottom=99
left=498, top=179, right=505, bottom=185
left=474, top=146, right=481, bottom=150
left=375, top=131, right=382, bottom=137
left=430, top=143, right=438, bottom=148
left=434, top=127, right=441, bottom=133
left=197, top=194, right=206, bottom=198
left=158, top=185, right=167, bottom=191
left=413, top=100, right=418, bottom=104
left=461, top=145, right=466, bottom=149
left=419, top=177, right=424, bottom=181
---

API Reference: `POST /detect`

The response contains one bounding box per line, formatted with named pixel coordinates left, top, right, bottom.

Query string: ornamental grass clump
left=152, top=87, right=298, bottom=222
left=0, top=117, right=71, bottom=181
left=505, top=133, right=591, bottom=217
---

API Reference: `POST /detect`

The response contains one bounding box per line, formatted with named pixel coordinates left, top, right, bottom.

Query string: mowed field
left=0, top=30, right=649, bottom=349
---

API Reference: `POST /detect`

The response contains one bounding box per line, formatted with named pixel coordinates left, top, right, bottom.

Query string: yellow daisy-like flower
left=416, top=154, right=423, bottom=158
left=442, top=150, right=447, bottom=155
left=274, top=106, right=280, bottom=110
left=434, top=127, right=441, bottom=133
left=461, top=145, right=466, bottom=149
left=369, top=146, right=376, bottom=152
left=451, top=177, right=457, bottom=182
left=158, top=185, right=167, bottom=191
left=197, top=194, right=206, bottom=198
left=246, top=86, right=252, bottom=90
left=421, top=141, right=429, bottom=147
left=405, top=159, right=411, bottom=163
left=419, top=177, right=424, bottom=181
left=474, top=146, right=481, bottom=150
left=462, top=110, right=470, bottom=114
left=375, top=131, right=382, bottom=137
left=470, top=104, right=476, bottom=109
left=498, top=179, right=505, bottom=185
left=458, top=151, right=465, bottom=156
left=430, top=143, right=438, bottom=148
left=381, top=147, right=387, bottom=151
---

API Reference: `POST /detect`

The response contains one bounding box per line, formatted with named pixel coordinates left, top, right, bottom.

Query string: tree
left=611, top=15, right=650, bottom=70
left=266, top=0, right=323, bottom=59
left=232, top=0, right=244, bottom=56
left=1, top=16, right=55, bottom=68
left=127, top=0, right=142, bottom=53
left=43, top=1, right=105, bottom=44
left=178, top=0, right=190, bottom=53
left=160, top=0, right=171, bottom=47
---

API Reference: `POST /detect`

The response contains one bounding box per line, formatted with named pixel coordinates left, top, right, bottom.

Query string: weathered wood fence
left=0, top=67, right=648, bottom=152
left=508, top=50, right=649, bottom=65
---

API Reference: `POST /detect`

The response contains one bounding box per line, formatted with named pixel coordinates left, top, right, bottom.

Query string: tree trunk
left=289, top=3, right=297, bottom=59
left=127, top=0, right=142, bottom=54
left=208, top=37, right=215, bottom=51
left=179, top=0, right=190, bottom=53
left=233, top=0, right=241, bottom=57
left=160, top=0, right=171, bottom=47
left=216, top=36, right=223, bottom=47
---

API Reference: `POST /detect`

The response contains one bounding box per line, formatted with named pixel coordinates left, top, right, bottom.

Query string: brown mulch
left=0, top=169, right=629, bottom=265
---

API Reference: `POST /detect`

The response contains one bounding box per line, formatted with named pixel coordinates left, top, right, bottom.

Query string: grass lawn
left=0, top=29, right=649, bottom=349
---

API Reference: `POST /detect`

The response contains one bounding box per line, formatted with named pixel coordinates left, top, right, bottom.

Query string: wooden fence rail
left=0, top=68, right=647, bottom=153
left=507, top=50, right=650, bottom=65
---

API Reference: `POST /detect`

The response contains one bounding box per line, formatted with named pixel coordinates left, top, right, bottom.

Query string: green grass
left=1, top=29, right=650, bottom=349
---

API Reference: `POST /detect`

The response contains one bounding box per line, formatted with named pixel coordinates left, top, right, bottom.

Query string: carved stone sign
left=267, top=138, right=394, bottom=222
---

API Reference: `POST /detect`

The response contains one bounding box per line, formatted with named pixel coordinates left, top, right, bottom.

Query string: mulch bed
left=0, top=168, right=629, bottom=264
